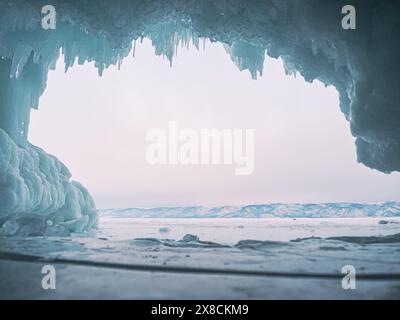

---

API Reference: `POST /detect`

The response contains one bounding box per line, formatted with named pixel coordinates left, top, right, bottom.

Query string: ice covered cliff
left=0, top=0, right=400, bottom=234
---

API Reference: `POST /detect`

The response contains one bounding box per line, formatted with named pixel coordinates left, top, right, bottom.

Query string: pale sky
left=29, top=39, right=400, bottom=208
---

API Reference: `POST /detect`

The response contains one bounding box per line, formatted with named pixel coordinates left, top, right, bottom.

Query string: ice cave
left=1, top=0, right=400, bottom=234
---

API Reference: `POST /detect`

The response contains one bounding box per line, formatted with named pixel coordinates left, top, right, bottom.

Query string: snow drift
left=0, top=0, right=399, bottom=233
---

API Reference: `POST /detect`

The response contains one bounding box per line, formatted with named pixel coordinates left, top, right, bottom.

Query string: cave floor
left=1, top=217, right=400, bottom=299
left=1, top=260, right=400, bottom=299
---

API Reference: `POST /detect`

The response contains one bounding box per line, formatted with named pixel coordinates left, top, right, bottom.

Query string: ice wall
left=0, top=0, right=399, bottom=234
left=0, top=128, right=98, bottom=236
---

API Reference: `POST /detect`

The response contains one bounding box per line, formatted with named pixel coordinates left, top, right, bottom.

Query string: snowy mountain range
left=100, top=202, right=400, bottom=218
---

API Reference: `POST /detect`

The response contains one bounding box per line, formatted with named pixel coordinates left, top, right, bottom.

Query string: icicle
left=132, top=40, right=137, bottom=57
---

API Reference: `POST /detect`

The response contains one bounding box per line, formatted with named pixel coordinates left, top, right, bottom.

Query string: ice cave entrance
left=27, top=38, right=394, bottom=210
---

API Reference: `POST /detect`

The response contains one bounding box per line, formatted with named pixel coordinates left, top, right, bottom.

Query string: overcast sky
left=29, top=39, right=400, bottom=208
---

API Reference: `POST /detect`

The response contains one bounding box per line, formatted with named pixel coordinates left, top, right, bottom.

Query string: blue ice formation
left=0, top=1, right=399, bottom=234
left=0, top=128, right=98, bottom=236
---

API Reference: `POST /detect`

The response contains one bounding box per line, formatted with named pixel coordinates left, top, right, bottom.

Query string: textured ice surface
left=1, top=1, right=400, bottom=233
left=1, top=217, right=400, bottom=298
left=3, top=217, right=400, bottom=271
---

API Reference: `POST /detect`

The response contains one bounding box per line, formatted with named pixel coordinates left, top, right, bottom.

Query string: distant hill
left=100, top=202, right=400, bottom=218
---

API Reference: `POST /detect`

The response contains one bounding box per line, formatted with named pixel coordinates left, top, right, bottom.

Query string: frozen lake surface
left=1, top=216, right=400, bottom=299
